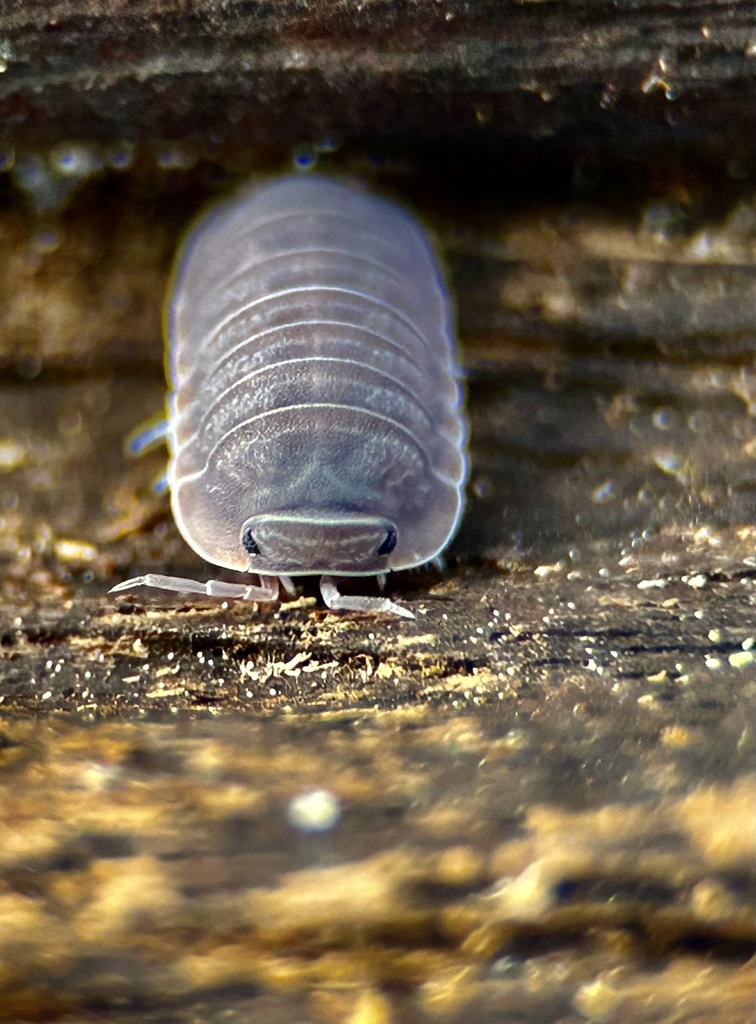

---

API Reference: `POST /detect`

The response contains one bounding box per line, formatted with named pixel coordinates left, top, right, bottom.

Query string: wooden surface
left=0, top=2, right=754, bottom=1021
left=0, top=712, right=751, bottom=1023
left=1, top=160, right=754, bottom=1021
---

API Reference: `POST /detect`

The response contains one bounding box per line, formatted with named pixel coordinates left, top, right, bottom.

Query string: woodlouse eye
left=242, top=528, right=261, bottom=556
left=377, top=528, right=397, bottom=556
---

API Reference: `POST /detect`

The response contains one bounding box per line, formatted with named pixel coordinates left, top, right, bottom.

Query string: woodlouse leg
left=319, top=576, right=414, bottom=619
left=125, top=417, right=169, bottom=458
left=207, top=576, right=280, bottom=602
left=150, top=471, right=169, bottom=495
left=110, top=574, right=279, bottom=602
left=278, top=575, right=297, bottom=596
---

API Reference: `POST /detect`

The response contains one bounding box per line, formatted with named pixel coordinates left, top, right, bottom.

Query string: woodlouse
left=111, top=175, right=467, bottom=617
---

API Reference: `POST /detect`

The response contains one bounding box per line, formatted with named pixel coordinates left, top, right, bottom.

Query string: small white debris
left=0, top=439, right=26, bottom=471
left=654, top=448, right=682, bottom=475
left=534, top=561, right=565, bottom=578
left=54, top=538, right=99, bottom=564
left=50, top=143, right=102, bottom=177
left=574, top=976, right=624, bottom=1018
left=591, top=480, right=615, bottom=504
left=637, top=578, right=666, bottom=590
left=286, top=788, right=342, bottom=833
left=728, top=650, right=754, bottom=669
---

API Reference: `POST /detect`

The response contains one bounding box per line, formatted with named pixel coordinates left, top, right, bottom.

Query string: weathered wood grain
left=0, top=4, right=754, bottom=1019
left=2, top=0, right=756, bottom=148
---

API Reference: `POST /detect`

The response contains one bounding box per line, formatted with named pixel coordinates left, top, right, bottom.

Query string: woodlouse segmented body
left=112, top=175, right=467, bottom=616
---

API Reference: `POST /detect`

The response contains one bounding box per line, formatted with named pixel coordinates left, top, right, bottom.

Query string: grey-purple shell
left=166, top=174, right=466, bottom=580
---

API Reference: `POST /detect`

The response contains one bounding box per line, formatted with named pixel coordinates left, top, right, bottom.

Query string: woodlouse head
left=241, top=510, right=399, bottom=576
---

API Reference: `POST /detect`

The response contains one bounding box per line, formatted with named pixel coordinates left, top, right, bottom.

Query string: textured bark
left=1, top=0, right=756, bottom=149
